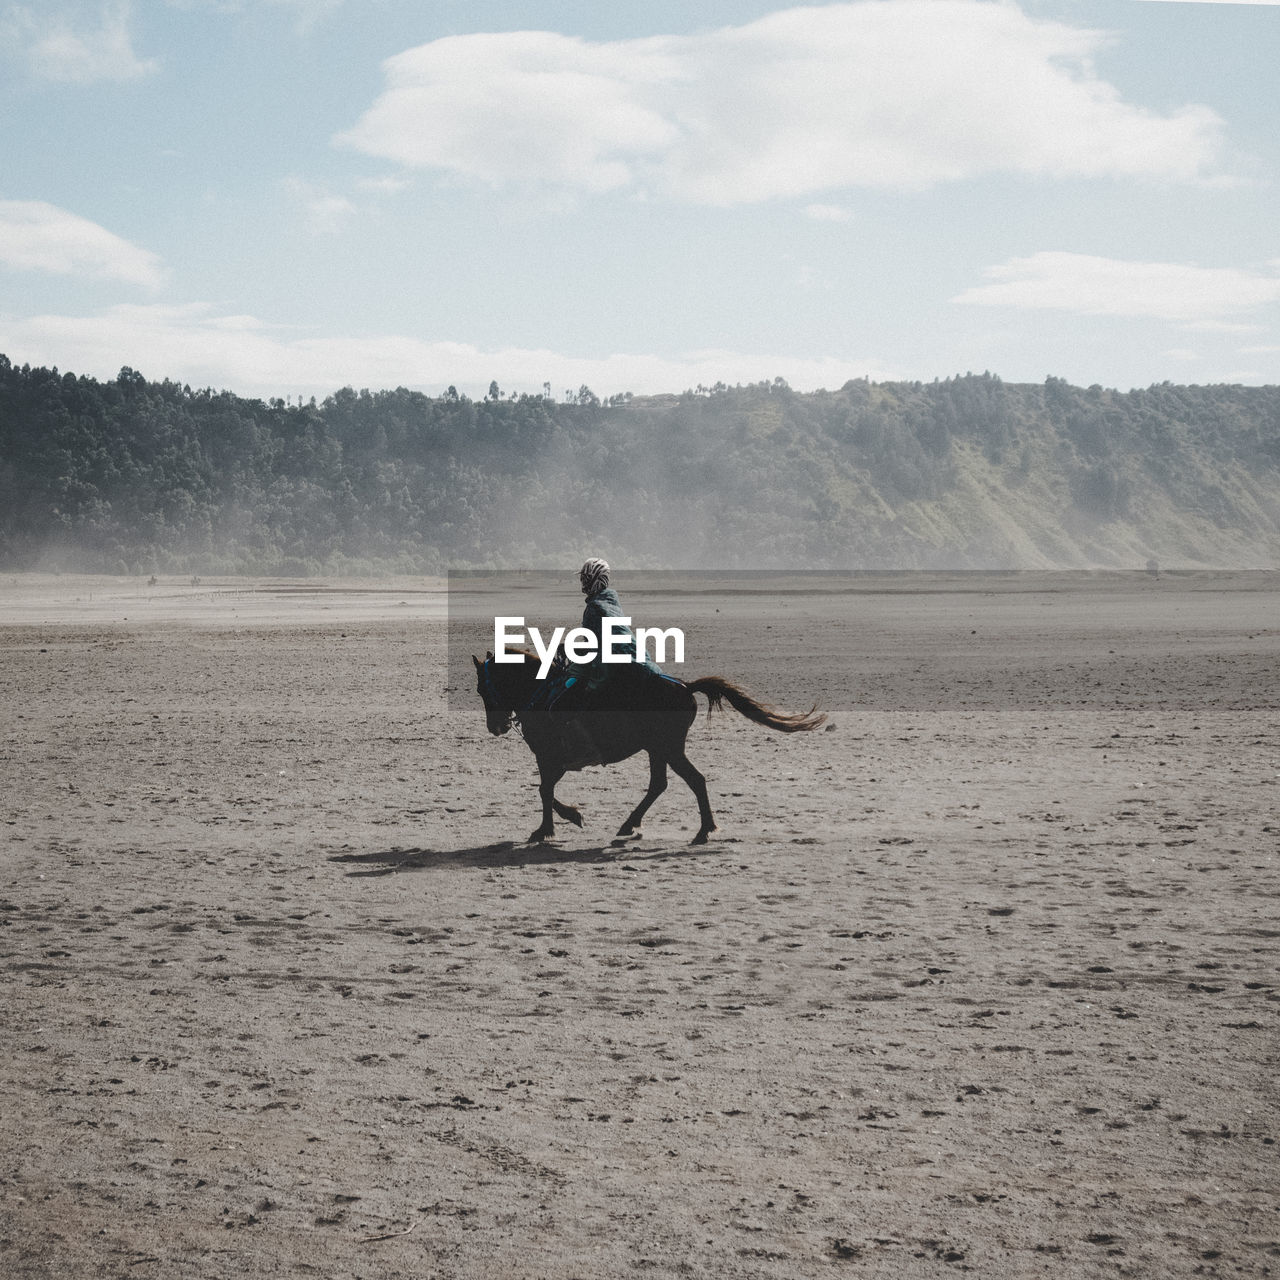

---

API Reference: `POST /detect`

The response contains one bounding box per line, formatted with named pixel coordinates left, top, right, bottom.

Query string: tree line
left=2, top=354, right=1278, bottom=572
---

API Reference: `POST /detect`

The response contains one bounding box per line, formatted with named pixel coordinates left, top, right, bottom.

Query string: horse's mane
left=486, top=647, right=568, bottom=682
left=490, top=646, right=541, bottom=664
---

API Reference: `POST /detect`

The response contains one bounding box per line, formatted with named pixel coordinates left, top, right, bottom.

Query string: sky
left=1, top=0, right=1277, bottom=400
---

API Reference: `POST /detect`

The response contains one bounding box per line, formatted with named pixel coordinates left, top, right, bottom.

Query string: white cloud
left=0, top=302, right=891, bottom=398
left=1179, top=319, right=1263, bottom=334
left=804, top=203, right=854, bottom=223
left=339, top=30, right=680, bottom=195
left=1136, top=1, right=1279, bottom=6
left=953, top=252, right=1280, bottom=323
left=354, top=176, right=410, bottom=197
left=337, top=1, right=1230, bottom=205
left=304, top=194, right=356, bottom=235
left=0, top=200, right=165, bottom=288
left=281, top=178, right=357, bottom=235
left=7, top=2, right=157, bottom=83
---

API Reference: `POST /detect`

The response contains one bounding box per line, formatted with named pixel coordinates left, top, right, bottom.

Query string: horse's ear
left=485, top=650, right=494, bottom=661
left=472, top=654, right=482, bottom=670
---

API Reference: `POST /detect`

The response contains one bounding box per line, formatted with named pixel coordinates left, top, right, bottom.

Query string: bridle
left=479, top=655, right=542, bottom=733
left=479, top=656, right=513, bottom=729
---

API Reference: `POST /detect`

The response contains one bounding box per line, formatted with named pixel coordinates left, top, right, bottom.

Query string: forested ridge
left=2, top=353, right=1279, bottom=572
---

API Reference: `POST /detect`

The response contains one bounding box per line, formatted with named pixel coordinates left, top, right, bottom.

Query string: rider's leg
left=549, top=677, right=600, bottom=766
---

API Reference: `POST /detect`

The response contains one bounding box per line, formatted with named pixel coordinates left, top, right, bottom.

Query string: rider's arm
left=581, top=597, right=605, bottom=645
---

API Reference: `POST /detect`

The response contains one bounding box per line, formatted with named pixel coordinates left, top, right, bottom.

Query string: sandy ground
left=1, top=573, right=1277, bottom=1279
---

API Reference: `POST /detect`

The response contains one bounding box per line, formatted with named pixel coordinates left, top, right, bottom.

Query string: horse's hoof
left=615, top=824, right=639, bottom=838
left=691, top=831, right=710, bottom=846
left=564, top=809, right=584, bottom=829
left=528, top=829, right=552, bottom=843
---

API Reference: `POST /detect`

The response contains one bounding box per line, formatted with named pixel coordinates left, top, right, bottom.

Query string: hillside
left=2, top=356, right=1278, bottom=572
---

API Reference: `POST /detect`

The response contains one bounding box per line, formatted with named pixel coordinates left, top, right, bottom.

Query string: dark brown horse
left=472, top=651, right=825, bottom=844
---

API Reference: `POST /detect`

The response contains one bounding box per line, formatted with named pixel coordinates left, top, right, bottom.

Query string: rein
left=482, top=656, right=543, bottom=726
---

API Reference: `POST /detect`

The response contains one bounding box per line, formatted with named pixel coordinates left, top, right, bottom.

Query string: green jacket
left=569, top=588, right=664, bottom=688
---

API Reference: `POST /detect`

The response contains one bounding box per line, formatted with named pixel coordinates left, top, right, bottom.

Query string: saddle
left=542, top=653, right=682, bottom=767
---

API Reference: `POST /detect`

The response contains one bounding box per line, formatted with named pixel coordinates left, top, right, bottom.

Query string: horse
left=472, top=650, right=825, bottom=845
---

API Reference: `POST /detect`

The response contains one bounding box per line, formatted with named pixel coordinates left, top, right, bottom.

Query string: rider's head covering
left=579, top=557, right=610, bottom=597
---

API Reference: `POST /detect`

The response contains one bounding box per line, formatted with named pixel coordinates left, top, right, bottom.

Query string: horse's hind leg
left=617, top=751, right=667, bottom=837
left=668, top=750, right=716, bottom=845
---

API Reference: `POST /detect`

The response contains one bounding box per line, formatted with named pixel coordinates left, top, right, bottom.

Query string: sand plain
left=1, top=573, right=1277, bottom=1279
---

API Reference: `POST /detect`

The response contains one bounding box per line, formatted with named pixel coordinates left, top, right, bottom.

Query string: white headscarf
left=579, top=557, right=610, bottom=597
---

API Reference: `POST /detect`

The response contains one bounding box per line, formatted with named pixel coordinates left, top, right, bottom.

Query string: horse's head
left=473, top=652, right=514, bottom=736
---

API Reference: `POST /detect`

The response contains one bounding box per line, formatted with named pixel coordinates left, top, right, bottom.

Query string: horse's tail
left=684, top=676, right=826, bottom=733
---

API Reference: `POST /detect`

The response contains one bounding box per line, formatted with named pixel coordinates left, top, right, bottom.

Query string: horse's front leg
left=553, top=798, right=584, bottom=828
left=529, top=760, right=565, bottom=842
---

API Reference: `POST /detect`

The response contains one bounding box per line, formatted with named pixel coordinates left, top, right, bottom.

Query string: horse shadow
left=328, top=839, right=713, bottom=877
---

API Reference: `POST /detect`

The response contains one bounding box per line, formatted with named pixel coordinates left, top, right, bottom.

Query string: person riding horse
left=551, top=557, right=646, bottom=764
left=473, top=563, right=825, bottom=841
